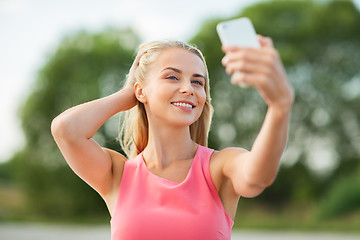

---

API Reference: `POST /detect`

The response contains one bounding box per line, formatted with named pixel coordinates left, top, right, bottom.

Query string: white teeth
left=172, top=102, right=193, bottom=108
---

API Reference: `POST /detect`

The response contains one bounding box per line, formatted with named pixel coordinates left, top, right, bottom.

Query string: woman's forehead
left=152, top=47, right=206, bottom=75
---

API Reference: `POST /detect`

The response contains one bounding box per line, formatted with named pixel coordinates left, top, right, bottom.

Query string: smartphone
left=217, top=17, right=260, bottom=88
left=216, top=17, right=260, bottom=48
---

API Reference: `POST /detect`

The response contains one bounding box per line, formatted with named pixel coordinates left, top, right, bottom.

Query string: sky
left=1, top=0, right=360, bottom=163
left=0, top=0, right=264, bottom=162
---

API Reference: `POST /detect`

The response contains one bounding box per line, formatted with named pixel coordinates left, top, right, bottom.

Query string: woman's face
left=140, top=47, right=207, bottom=128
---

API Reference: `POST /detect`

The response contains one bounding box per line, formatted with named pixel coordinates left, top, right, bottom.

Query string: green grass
left=234, top=202, right=360, bottom=233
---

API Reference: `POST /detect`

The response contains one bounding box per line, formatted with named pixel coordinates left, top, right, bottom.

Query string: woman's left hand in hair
left=221, top=35, right=294, bottom=111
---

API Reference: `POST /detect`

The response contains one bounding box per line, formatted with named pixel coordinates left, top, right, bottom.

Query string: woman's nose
left=179, top=81, right=194, bottom=95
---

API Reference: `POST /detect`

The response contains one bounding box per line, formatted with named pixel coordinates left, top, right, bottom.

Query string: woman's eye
left=192, top=80, right=204, bottom=86
left=166, top=75, right=178, bottom=80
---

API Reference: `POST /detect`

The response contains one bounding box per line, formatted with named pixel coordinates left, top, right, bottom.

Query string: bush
left=316, top=168, right=360, bottom=220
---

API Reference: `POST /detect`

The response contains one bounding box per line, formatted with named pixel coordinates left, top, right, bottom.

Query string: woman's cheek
left=199, top=90, right=207, bottom=105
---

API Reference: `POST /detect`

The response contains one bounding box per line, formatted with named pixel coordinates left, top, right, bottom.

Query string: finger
left=230, top=71, right=258, bottom=86
left=222, top=47, right=271, bottom=66
left=231, top=71, right=250, bottom=88
left=224, top=60, right=273, bottom=76
left=257, top=35, right=274, bottom=48
left=126, top=51, right=147, bottom=87
left=221, top=45, right=240, bottom=53
left=230, top=71, right=246, bottom=85
left=230, top=71, right=272, bottom=89
left=132, top=51, right=147, bottom=67
left=222, top=49, right=258, bottom=66
left=136, top=49, right=147, bottom=58
left=223, top=48, right=279, bottom=73
left=222, top=45, right=257, bottom=54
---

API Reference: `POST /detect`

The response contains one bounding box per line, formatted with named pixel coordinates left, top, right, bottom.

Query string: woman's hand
left=122, top=50, right=147, bottom=108
left=221, top=35, right=294, bottom=112
left=124, top=51, right=146, bottom=90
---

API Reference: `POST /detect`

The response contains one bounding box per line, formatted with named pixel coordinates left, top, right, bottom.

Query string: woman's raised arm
left=51, top=51, right=144, bottom=198
left=219, top=36, right=294, bottom=198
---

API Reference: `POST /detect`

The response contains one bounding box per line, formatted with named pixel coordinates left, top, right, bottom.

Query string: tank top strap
left=194, top=146, right=218, bottom=199
left=196, top=145, right=234, bottom=227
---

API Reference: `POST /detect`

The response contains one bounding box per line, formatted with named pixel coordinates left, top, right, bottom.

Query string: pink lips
left=171, top=101, right=195, bottom=111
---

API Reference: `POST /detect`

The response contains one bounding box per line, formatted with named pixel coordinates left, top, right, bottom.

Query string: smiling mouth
left=171, top=102, right=195, bottom=109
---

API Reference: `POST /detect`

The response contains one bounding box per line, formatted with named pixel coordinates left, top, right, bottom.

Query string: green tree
left=190, top=0, right=360, bottom=210
left=11, top=28, right=139, bottom=219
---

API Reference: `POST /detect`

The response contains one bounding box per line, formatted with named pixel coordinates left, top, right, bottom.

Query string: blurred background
left=1, top=0, right=360, bottom=233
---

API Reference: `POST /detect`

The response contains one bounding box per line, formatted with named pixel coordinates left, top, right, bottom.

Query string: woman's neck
left=143, top=123, right=198, bottom=169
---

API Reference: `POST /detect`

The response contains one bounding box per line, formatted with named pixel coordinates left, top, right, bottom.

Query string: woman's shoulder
left=211, top=147, right=248, bottom=162
left=209, top=147, right=249, bottom=181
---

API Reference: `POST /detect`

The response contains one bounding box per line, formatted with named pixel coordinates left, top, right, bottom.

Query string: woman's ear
left=134, top=82, right=147, bottom=103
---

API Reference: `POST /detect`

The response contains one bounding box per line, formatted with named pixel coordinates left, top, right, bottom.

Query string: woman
left=51, top=36, right=294, bottom=239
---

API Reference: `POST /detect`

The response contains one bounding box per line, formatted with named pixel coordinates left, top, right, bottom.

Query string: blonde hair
left=119, top=40, right=213, bottom=159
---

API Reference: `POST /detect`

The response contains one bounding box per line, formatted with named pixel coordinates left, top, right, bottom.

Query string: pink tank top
left=110, top=145, right=234, bottom=240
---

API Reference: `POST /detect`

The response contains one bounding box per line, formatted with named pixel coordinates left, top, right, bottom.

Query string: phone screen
left=217, top=17, right=260, bottom=48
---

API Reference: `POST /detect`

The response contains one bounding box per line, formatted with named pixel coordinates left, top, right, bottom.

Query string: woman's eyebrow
left=161, top=67, right=182, bottom=74
left=161, top=67, right=206, bottom=80
left=193, top=73, right=206, bottom=81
